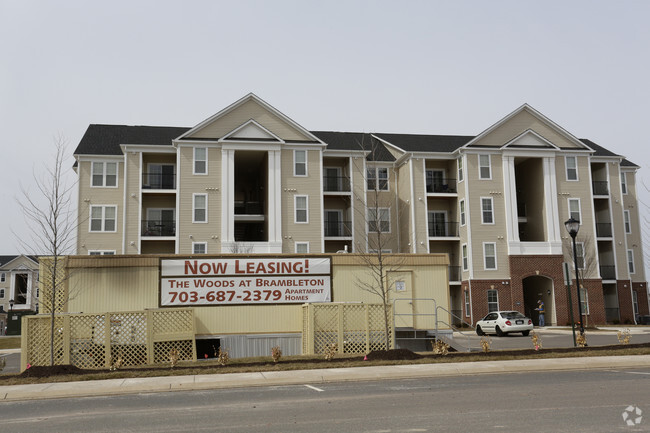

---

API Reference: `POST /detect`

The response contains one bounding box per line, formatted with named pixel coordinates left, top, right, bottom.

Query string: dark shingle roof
left=374, top=133, right=474, bottom=153
left=0, top=256, right=17, bottom=267
left=580, top=138, right=639, bottom=167
left=310, top=131, right=395, bottom=161
left=74, top=125, right=190, bottom=156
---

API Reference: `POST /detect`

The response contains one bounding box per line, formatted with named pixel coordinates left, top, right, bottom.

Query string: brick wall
left=633, top=282, right=649, bottom=318
left=468, top=279, right=514, bottom=324
left=618, top=280, right=636, bottom=324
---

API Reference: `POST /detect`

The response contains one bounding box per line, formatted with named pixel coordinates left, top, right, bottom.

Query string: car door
left=482, top=313, right=499, bottom=333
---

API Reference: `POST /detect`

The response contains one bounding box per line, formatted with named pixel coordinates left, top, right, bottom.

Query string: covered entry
left=522, top=275, right=555, bottom=326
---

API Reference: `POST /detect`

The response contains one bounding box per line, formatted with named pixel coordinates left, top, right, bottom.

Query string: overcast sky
left=1, top=0, right=649, bottom=260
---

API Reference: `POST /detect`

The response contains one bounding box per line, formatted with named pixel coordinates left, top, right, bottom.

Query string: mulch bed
left=8, top=342, right=650, bottom=379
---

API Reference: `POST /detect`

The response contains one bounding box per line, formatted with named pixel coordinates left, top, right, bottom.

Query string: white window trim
left=90, top=161, right=119, bottom=188
left=633, top=290, right=639, bottom=316
left=368, top=207, right=391, bottom=233
left=624, top=210, right=631, bottom=234
left=576, top=242, right=585, bottom=270
left=567, top=198, right=582, bottom=223
left=193, top=193, right=208, bottom=223
left=0, top=272, right=4, bottom=282
left=459, top=199, right=466, bottom=227
left=483, top=242, right=497, bottom=270
left=627, top=249, right=635, bottom=274
left=565, top=156, right=578, bottom=181
left=294, top=195, right=309, bottom=224
left=462, top=243, right=468, bottom=271
left=478, top=154, right=492, bottom=180
left=487, top=289, right=499, bottom=312
left=295, top=242, right=310, bottom=253
left=458, top=157, right=464, bottom=183
left=480, top=197, right=495, bottom=225
left=464, top=291, right=470, bottom=317
left=193, top=147, right=208, bottom=175
left=192, top=242, right=207, bottom=254
left=621, top=172, right=628, bottom=195
left=580, top=287, right=590, bottom=315
left=88, top=250, right=116, bottom=255
left=0, top=288, right=4, bottom=298
left=369, top=249, right=392, bottom=254
left=367, top=166, right=390, bottom=192
left=294, top=150, right=308, bottom=177
left=89, top=205, right=118, bottom=232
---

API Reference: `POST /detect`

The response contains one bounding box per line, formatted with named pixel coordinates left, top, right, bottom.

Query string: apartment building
left=0, top=255, right=39, bottom=334
left=73, top=93, right=647, bottom=326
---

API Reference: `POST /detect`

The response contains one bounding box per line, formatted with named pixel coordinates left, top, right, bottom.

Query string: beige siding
left=188, top=99, right=311, bottom=142
left=350, top=156, right=367, bottom=252
left=124, top=153, right=140, bottom=254
left=622, top=169, right=645, bottom=281
left=396, top=161, right=412, bottom=253
left=411, top=159, right=428, bottom=253
left=365, top=164, right=399, bottom=253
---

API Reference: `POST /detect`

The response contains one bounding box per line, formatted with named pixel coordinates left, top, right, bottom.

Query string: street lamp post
left=565, top=217, right=585, bottom=336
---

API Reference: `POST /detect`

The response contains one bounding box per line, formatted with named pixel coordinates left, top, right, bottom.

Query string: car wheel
left=495, top=326, right=504, bottom=337
left=476, top=326, right=484, bottom=336
left=522, top=330, right=530, bottom=336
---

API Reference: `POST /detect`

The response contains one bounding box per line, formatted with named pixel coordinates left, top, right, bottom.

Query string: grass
left=0, top=337, right=21, bottom=350
left=2, top=345, right=650, bottom=386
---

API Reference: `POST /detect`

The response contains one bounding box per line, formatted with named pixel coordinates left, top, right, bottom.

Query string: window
left=428, top=211, right=447, bottom=236
left=192, top=242, right=207, bottom=254
left=568, top=198, right=581, bottom=222
left=295, top=195, right=308, bottom=223
left=459, top=200, right=466, bottom=226
left=0, top=272, right=4, bottom=282
left=458, top=157, right=464, bottom=182
left=88, top=250, right=116, bottom=255
left=369, top=249, right=392, bottom=254
left=147, top=164, right=175, bottom=189
left=462, top=244, right=468, bottom=271
left=0, top=288, right=4, bottom=298
left=367, top=167, right=388, bottom=191
left=481, top=197, right=494, bottom=224
left=90, top=205, right=117, bottom=232
left=580, top=287, right=589, bottom=315
left=464, top=291, right=470, bottom=317
left=295, top=242, right=309, bottom=254
left=483, top=243, right=497, bottom=270
left=478, top=154, right=491, bottom=179
left=621, top=173, right=627, bottom=194
left=565, top=156, right=578, bottom=181
left=91, top=162, right=118, bottom=187
left=624, top=210, right=631, bottom=234
left=194, top=147, right=207, bottom=175
left=576, top=242, right=585, bottom=269
left=426, top=169, right=444, bottom=193
left=368, top=208, right=390, bottom=232
left=633, top=291, right=639, bottom=317
left=487, top=289, right=499, bottom=313
left=193, top=194, right=207, bottom=223
left=294, top=150, right=307, bottom=176
left=627, top=250, right=635, bottom=274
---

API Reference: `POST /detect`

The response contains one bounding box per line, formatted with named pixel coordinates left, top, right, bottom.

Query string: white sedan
left=475, top=311, right=534, bottom=337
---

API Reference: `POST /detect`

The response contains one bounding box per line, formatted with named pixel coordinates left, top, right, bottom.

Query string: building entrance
left=522, top=275, right=554, bottom=326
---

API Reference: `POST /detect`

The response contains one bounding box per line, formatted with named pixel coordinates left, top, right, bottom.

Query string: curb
left=1, top=355, right=649, bottom=402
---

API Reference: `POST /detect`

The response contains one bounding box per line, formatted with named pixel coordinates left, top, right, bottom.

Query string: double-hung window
left=568, top=198, right=581, bottom=222
left=0, top=272, right=4, bottom=282
left=576, top=242, right=585, bottom=269
left=464, top=291, right=470, bottom=317
left=295, top=196, right=308, bottom=223
left=294, top=150, right=307, bottom=176
left=90, top=205, right=117, bottom=232
left=487, top=289, right=499, bottom=313
left=368, top=208, right=390, bottom=232
left=580, top=287, right=589, bottom=315
left=194, top=148, right=207, bottom=175
left=462, top=244, right=468, bottom=271
left=0, top=289, right=4, bottom=298
left=295, top=242, right=309, bottom=253
left=633, top=291, right=639, bottom=317
left=89, top=250, right=115, bottom=255
left=565, top=156, right=578, bottom=181
left=192, top=242, right=207, bottom=254
left=478, top=155, right=491, bottom=179
left=459, top=199, right=466, bottom=226
left=367, top=167, right=388, bottom=191
left=624, top=210, right=631, bottom=234
left=621, top=173, right=628, bottom=194
left=458, top=157, right=464, bottom=182
left=627, top=250, right=635, bottom=274
left=193, top=194, right=207, bottom=223
left=481, top=197, right=494, bottom=224
left=484, top=243, right=497, bottom=270
left=91, top=162, right=118, bottom=187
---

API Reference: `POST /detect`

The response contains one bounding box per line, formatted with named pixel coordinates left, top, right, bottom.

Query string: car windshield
left=501, top=312, right=526, bottom=319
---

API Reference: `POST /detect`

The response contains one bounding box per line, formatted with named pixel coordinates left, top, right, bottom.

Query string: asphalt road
left=2, top=367, right=649, bottom=432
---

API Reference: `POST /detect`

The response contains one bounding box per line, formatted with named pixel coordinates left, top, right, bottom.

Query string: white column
left=267, top=150, right=282, bottom=244
left=543, top=156, right=561, bottom=247
left=221, top=149, right=235, bottom=242
left=502, top=155, right=519, bottom=251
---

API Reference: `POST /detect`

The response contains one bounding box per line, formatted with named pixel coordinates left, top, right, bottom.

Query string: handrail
left=435, top=305, right=476, bottom=352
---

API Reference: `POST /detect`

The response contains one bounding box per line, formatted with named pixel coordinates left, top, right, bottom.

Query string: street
left=2, top=367, right=649, bottom=432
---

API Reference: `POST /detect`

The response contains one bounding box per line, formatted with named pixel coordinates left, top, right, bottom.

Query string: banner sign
left=160, top=258, right=331, bottom=306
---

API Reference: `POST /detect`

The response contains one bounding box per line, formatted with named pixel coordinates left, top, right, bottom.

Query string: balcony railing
left=323, top=176, right=351, bottom=192
left=517, top=203, right=527, bottom=217
left=324, top=220, right=352, bottom=237
left=426, top=178, right=457, bottom=194
left=141, top=219, right=175, bottom=236
left=592, top=181, right=609, bottom=196
left=595, top=223, right=612, bottom=237
left=142, top=173, right=176, bottom=190
left=428, top=221, right=459, bottom=237
left=600, top=265, right=616, bottom=280
left=234, top=201, right=264, bottom=215
left=448, top=265, right=461, bottom=282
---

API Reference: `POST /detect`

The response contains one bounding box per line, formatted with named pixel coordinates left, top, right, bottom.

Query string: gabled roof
left=0, top=255, right=39, bottom=270
left=74, top=125, right=190, bottom=156
left=374, top=133, right=474, bottom=153
left=311, top=131, right=396, bottom=161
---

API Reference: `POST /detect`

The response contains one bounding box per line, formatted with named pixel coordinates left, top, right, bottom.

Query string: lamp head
left=564, top=217, right=580, bottom=238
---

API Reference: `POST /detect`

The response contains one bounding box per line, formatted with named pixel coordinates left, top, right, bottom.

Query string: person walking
left=535, top=300, right=545, bottom=327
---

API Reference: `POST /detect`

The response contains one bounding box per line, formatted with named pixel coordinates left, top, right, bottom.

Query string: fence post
left=104, top=313, right=112, bottom=368
left=63, top=315, right=71, bottom=365
left=365, top=304, right=370, bottom=354
left=390, top=304, right=395, bottom=350
left=146, top=309, right=154, bottom=364
left=308, top=304, right=315, bottom=355
left=337, top=304, right=344, bottom=354
left=20, top=316, right=28, bottom=372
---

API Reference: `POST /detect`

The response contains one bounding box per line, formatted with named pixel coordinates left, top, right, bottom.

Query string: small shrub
left=110, top=354, right=123, bottom=371
left=530, top=331, right=542, bottom=350
left=323, top=343, right=338, bottom=361
left=169, top=348, right=179, bottom=368
left=217, top=347, right=230, bottom=366
left=0, top=356, right=5, bottom=372
left=271, top=346, right=282, bottom=363
left=617, top=329, right=631, bottom=345
left=576, top=333, right=587, bottom=348
left=480, top=336, right=491, bottom=353
left=431, top=339, right=449, bottom=355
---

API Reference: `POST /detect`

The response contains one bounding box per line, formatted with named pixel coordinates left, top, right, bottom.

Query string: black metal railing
left=448, top=266, right=461, bottom=282
left=600, top=265, right=616, bottom=280
left=234, top=201, right=264, bottom=215
left=426, top=178, right=457, bottom=194
left=141, top=219, right=175, bottom=236
left=517, top=203, right=527, bottom=217
left=605, top=307, right=620, bottom=323
left=323, top=176, right=351, bottom=192
left=142, top=173, right=176, bottom=189
left=592, top=181, right=609, bottom=196
left=324, top=221, right=352, bottom=237
left=428, top=221, right=459, bottom=237
left=595, top=222, right=612, bottom=237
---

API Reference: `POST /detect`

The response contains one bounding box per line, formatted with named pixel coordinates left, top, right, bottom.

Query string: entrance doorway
left=522, top=275, right=554, bottom=326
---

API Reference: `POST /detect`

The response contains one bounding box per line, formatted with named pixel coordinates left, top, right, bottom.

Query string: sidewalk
left=2, top=355, right=649, bottom=402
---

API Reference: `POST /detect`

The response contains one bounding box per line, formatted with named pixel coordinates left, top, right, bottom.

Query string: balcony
left=324, top=220, right=352, bottom=237
left=448, top=265, right=461, bottom=282
left=142, top=172, right=176, bottom=190
left=141, top=219, right=175, bottom=237
left=428, top=221, right=459, bottom=237
left=592, top=181, right=609, bottom=196
left=323, top=176, right=351, bottom=193
left=595, top=223, right=612, bottom=238
left=235, top=201, right=264, bottom=215
left=426, top=178, right=457, bottom=194
left=600, top=265, right=616, bottom=280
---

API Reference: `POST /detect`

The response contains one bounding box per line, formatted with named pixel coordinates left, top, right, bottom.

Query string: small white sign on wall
left=395, top=280, right=406, bottom=292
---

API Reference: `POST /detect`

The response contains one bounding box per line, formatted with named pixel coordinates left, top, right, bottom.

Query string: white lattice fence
left=302, top=303, right=394, bottom=355
left=21, top=308, right=196, bottom=371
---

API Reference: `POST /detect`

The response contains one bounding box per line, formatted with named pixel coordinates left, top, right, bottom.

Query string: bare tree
left=563, top=233, right=598, bottom=327
left=16, top=136, right=76, bottom=365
